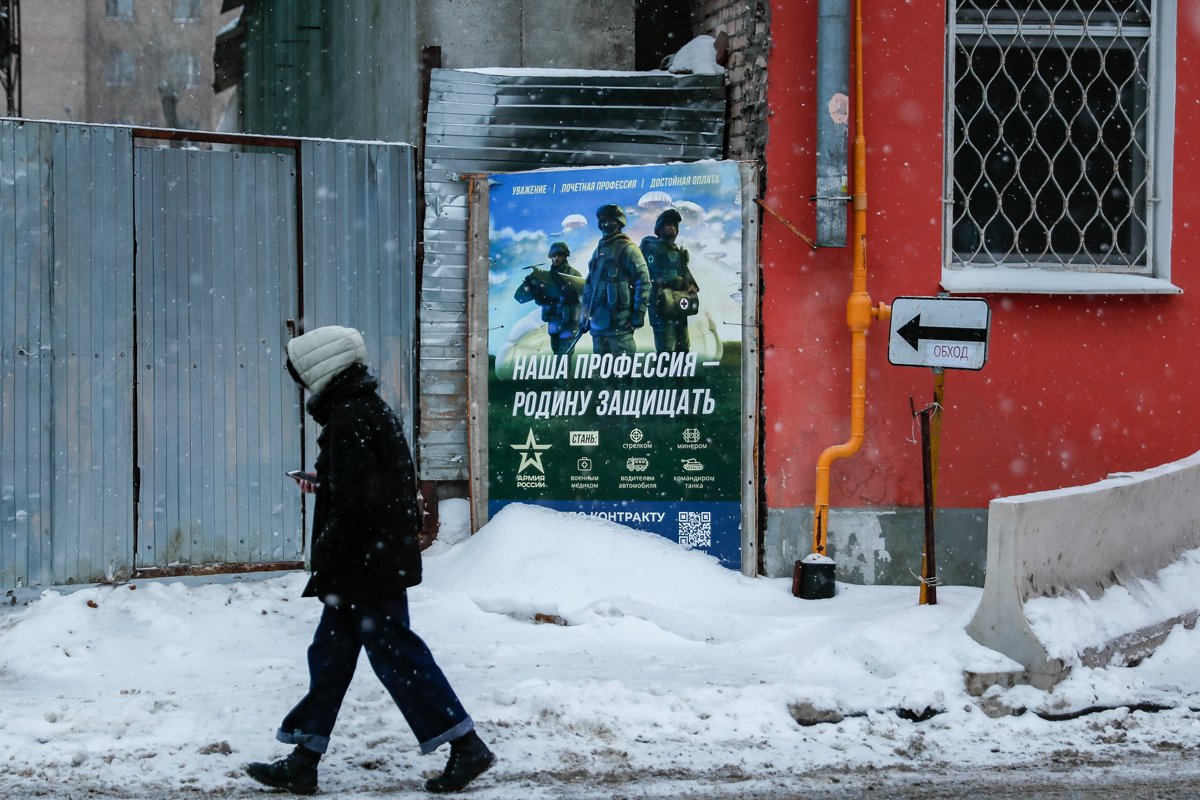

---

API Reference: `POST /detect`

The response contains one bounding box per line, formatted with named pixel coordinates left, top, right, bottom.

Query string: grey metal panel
left=300, top=140, right=418, bottom=448
left=0, top=120, right=54, bottom=589
left=419, top=68, right=727, bottom=480
left=427, top=144, right=721, bottom=165
left=1, top=121, right=135, bottom=590
left=428, top=115, right=724, bottom=136
left=134, top=147, right=303, bottom=568
left=329, top=1, right=420, bottom=143
left=427, top=70, right=725, bottom=96
left=242, top=0, right=324, bottom=138
left=49, top=124, right=136, bottom=585
left=242, top=1, right=419, bottom=143
left=422, top=285, right=469, bottom=301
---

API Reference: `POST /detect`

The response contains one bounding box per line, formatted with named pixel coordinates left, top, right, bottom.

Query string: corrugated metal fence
left=133, top=145, right=303, bottom=569
left=0, top=119, right=416, bottom=590
left=239, top=0, right=420, bottom=143
left=1, top=122, right=136, bottom=587
left=419, top=68, right=727, bottom=481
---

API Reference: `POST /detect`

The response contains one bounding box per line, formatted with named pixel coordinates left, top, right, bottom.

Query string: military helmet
left=595, top=204, right=627, bottom=226
left=548, top=241, right=570, bottom=257
left=655, top=208, right=683, bottom=236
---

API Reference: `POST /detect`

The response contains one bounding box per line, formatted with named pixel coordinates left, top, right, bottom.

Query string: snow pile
left=423, top=504, right=795, bottom=625
left=1, top=502, right=1199, bottom=799
left=664, top=35, right=725, bottom=75
left=1024, top=547, right=1200, bottom=663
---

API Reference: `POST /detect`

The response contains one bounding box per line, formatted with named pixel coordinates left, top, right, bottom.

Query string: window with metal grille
left=945, top=1, right=1175, bottom=290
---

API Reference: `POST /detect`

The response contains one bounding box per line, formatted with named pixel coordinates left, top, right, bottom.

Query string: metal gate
left=133, top=146, right=303, bottom=569
left=0, top=120, right=418, bottom=589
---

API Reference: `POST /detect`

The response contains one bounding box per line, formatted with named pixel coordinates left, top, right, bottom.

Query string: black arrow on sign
left=897, top=313, right=987, bottom=351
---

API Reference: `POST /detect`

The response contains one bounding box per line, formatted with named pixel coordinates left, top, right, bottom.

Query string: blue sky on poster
left=488, top=161, right=744, bottom=355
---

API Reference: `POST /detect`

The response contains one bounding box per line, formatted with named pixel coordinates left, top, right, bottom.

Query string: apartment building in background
left=18, top=0, right=233, bottom=129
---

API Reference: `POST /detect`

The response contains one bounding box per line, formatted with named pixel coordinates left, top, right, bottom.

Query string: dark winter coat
left=302, top=363, right=422, bottom=603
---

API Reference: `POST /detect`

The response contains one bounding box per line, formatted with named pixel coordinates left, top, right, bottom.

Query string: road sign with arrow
left=887, top=296, right=991, bottom=370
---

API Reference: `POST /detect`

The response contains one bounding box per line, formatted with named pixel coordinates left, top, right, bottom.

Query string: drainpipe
left=801, top=0, right=891, bottom=598
left=815, top=0, right=850, bottom=247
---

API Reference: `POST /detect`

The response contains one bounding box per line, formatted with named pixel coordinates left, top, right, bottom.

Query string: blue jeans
left=276, top=594, right=473, bottom=754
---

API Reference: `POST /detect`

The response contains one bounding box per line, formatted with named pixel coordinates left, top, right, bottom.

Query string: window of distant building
left=107, top=51, right=135, bottom=86
left=172, top=0, right=202, bottom=22
left=943, top=0, right=1179, bottom=294
left=168, top=54, right=200, bottom=89
left=106, top=0, right=134, bottom=20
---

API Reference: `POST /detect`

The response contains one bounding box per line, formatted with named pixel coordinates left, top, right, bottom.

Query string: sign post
left=889, top=296, right=991, bottom=603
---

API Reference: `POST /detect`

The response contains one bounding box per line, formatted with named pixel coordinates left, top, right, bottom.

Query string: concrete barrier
left=966, top=450, right=1200, bottom=691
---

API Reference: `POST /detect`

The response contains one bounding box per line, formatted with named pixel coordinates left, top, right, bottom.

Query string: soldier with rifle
left=514, top=241, right=584, bottom=355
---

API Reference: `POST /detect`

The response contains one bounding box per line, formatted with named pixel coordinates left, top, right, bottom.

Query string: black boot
left=246, top=744, right=320, bottom=795
left=425, top=730, right=495, bottom=794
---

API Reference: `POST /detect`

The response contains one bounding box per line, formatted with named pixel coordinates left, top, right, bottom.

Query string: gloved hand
left=579, top=317, right=591, bottom=334
left=631, top=310, right=645, bottom=329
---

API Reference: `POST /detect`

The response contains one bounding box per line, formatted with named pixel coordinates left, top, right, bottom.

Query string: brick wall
left=694, top=0, right=770, bottom=167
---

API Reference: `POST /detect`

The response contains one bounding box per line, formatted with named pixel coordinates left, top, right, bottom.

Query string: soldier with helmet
left=581, top=204, right=651, bottom=356
left=514, top=241, right=583, bottom=355
left=641, top=208, right=699, bottom=354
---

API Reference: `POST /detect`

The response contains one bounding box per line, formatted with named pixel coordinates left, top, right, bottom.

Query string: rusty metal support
left=133, top=561, right=304, bottom=580
left=912, top=397, right=939, bottom=605
left=131, top=126, right=302, bottom=150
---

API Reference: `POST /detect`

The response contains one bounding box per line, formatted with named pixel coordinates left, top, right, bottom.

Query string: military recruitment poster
left=485, top=160, right=745, bottom=568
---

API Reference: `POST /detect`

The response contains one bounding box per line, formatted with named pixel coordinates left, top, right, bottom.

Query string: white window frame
left=941, top=0, right=1179, bottom=295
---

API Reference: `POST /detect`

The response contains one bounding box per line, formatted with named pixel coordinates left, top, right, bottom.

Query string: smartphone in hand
left=286, top=469, right=320, bottom=486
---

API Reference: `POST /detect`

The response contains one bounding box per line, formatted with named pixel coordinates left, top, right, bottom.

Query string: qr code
left=677, top=511, right=712, bottom=549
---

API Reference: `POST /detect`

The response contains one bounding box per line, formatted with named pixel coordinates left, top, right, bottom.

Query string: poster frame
left=465, top=161, right=760, bottom=576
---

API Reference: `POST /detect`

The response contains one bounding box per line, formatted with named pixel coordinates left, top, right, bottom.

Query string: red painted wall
left=762, top=3, right=1200, bottom=515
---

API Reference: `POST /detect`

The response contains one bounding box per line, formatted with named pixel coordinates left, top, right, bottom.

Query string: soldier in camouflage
left=514, top=241, right=583, bottom=355
left=641, top=208, right=699, bottom=354
left=581, top=204, right=651, bottom=356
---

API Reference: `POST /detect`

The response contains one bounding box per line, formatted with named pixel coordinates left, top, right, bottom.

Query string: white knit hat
left=285, top=325, right=368, bottom=396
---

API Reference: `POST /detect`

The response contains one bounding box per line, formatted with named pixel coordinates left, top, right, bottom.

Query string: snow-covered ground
left=2, top=501, right=1199, bottom=799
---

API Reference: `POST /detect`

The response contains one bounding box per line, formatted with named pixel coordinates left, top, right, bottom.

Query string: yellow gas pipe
left=812, top=0, right=891, bottom=557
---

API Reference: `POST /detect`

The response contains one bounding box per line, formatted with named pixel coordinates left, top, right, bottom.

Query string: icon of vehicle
left=626, top=457, right=649, bottom=472
left=681, top=458, right=704, bottom=471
